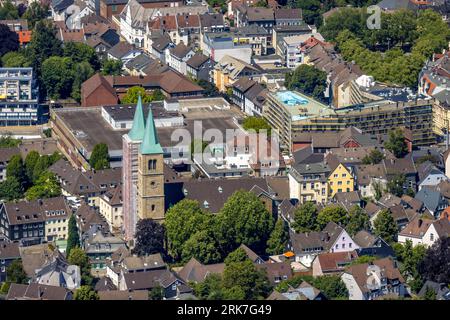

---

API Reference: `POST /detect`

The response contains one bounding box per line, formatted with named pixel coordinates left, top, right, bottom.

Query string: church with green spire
left=123, top=96, right=165, bottom=241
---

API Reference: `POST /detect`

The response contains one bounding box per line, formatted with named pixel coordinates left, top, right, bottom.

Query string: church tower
left=136, top=104, right=165, bottom=221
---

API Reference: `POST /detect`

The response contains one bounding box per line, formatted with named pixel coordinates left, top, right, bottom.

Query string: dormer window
left=203, top=200, right=209, bottom=209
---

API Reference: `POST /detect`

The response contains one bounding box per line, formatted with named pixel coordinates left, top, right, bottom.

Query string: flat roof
left=54, top=105, right=243, bottom=153
left=269, top=90, right=332, bottom=120
left=102, top=102, right=180, bottom=121
left=55, top=108, right=125, bottom=153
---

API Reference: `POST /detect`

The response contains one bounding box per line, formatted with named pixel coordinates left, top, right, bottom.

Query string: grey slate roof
left=415, top=188, right=444, bottom=213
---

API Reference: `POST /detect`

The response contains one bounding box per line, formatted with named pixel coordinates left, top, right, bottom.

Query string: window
left=342, top=243, right=345, bottom=249
left=430, top=233, right=434, bottom=241
left=148, top=159, right=157, bottom=171
left=335, top=244, right=339, bottom=249
left=151, top=205, right=155, bottom=211
left=334, top=174, right=338, bottom=178
left=112, top=4, right=117, bottom=12
left=342, top=173, right=347, bottom=177
left=349, top=243, right=352, bottom=248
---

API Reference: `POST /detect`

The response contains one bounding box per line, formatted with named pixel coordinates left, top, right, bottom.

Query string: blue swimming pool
left=276, top=91, right=309, bottom=106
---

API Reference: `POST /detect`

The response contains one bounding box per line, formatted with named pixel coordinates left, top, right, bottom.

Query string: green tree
left=149, top=286, right=163, bottom=300
left=400, top=240, right=426, bottom=293
left=311, top=275, right=348, bottom=300
left=266, top=219, right=289, bottom=255
left=217, top=190, right=274, bottom=255
left=292, top=201, right=318, bottom=232
left=387, top=174, right=407, bottom=197
left=41, top=56, right=74, bottom=99
left=27, top=20, right=62, bottom=77
left=165, top=199, right=210, bottom=260
left=101, top=59, right=123, bottom=76
left=71, top=61, right=95, bottom=102
left=418, top=237, right=450, bottom=285
left=285, top=64, right=327, bottom=102
left=6, top=154, right=26, bottom=185
left=150, top=89, right=164, bottom=101
left=24, top=150, right=40, bottom=182
left=63, top=42, right=100, bottom=70
left=346, top=205, right=371, bottom=236
left=6, top=259, right=28, bottom=284
left=196, top=79, right=219, bottom=96
left=121, top=86, right=153, bottom=103
left=362, top=149, right=384, bottom=165
left=242, top=116, right=271, bottom=135
left=23, top=2, right=49, bottom=29
left=1, top=51, right=29, bottom=68
left=373, top=182, right=383, bottom=200
left=384, top=129, right=408, bottom=158
left=66, top=214, right=80, bottom=258
left=0, top=135, right=20, bottom=147
left=349, top=255, right=377, bottom=265
left=132, top=219, right=165, bottom=256
left=224, top=247, right=248, bottom=265
left=193, top=273, right=224, bottom=300
left=373, top=209, right=398, bottom=243
left=222, top=257, right=271, bottom=300
left=0, top=177, right=23, bottom=201
left=25, top=171, right=61, bottom=200
left=68, top=247, right=93, bottom=286
left=423, top=286, right=436, bottom=300
left=74, top=285, right=99, bottom=300
left=0, top=1, right=19, bottom=20
left=181, top=228, right=222, bottom=264
left=32, top=155, right=51, bottom=183
left=89, top=143, right=110, bottom=170
left=316, top=205, right=348, bottom=230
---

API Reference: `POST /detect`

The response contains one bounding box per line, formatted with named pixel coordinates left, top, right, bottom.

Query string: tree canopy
left=266, top=219, right=289, bottom=255
left=384, top=129, right=408, bottom=158
left=6, top=259, right=28, bottom=284
left=373, top=209, right=398, bottom=243
left=242, top=116, right=272, bottom=135
left=132, top=219, right=165, bottom=256
left=285, top=64, right=327, bottom=102
left=418, top=237, right=450, bottom=285
left=0, top=24, right=19, bottom=56
left=89, top=143, right=110, bottom=170
left=293, top=201, right=318, bottom=232
left=74, top=286, right=99, bottom=300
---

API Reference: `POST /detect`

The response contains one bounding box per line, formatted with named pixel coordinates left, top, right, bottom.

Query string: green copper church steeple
left=140, top=103, right=163, bottom=155
left=128, top=95, right=146, bottom=141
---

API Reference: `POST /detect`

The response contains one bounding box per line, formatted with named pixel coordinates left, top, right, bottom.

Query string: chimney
left=418, top=219, right=423, bottom=228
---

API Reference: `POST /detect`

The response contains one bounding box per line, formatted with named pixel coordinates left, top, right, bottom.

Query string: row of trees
left=327, top=9, right=450, bottom=87
left=163, top=191, right=288, bottom=265
left=0, top=151, right=62, bottom=201
left=292, top=202, right=399, bottom=242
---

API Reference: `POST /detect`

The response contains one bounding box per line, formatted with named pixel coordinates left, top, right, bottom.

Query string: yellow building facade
left=328, top=164, right=354, bottom=197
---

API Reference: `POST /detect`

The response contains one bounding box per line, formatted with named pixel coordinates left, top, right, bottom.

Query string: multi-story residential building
left=167, top=42, right=195, bottom=75
left=288, top=222, right=360, bottom=267
left=0, top=67, right=40, bottom=126
left=0, top=242, right=20, bottom=282
left=274, top=8, right=303, bottom=26
left=213, top=55, right=261, bottom=92
left=326, top=159, right=355, bottom=197
left=99, top=186, right=123, bottom=233
left=175, top=14, right=201, bottom=46
left=282, top=33, right=325, bottom=69
left=288, top=161, right=330, bottom=204
left=41, top=197, right=72, bottom=243
left=119, top=0, right=207, bottom=47
left=341, top=258, right=406, bottom=300
left=186, top=52, right=214, bottom=82
left=49, top=159, right=122, bottom=206
left=83, top=228, right=127, bottom=272
left=236, top=6, right=275, bottom=34
left=263, top=90, right=435, bottom=154
left=273, top=23, right=316, bottom=56
left=0, top=197, right=71, bottom=245
left=99, top=0, right=183, bottom=20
